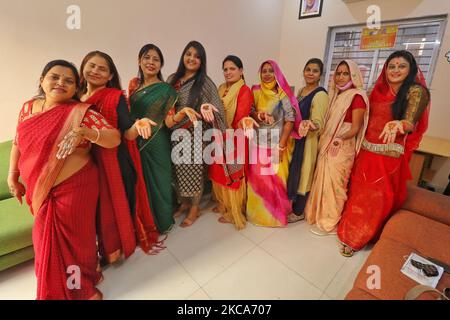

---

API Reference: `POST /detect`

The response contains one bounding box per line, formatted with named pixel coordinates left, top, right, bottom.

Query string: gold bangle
left=172, top=113, right=180, bottom=124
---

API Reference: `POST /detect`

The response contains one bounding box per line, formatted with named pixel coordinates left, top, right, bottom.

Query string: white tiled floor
left=0, top=204, right=371, bottom=300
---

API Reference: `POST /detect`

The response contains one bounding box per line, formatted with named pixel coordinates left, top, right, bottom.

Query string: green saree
left=129, top=81, right=178, bottom=234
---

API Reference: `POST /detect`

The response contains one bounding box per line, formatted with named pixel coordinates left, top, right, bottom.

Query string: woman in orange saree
left=338, top=51, right=430, bottom=257
left=7, top=60, right=121, bottom=300
left=305, top=60, right=369, bottom=235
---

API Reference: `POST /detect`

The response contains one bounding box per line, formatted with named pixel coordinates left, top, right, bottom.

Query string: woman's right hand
left=329, top=137, right=343, bottom=157
left=298, top=120, right=317, bottom=137
left=134, top=118, right=157, bottom=139
left=7, top=175, right=26, bottom=204
left=257, top=112, right=275, bottom=125
left=240, top=117, right=260, bottom=139
left=179, top=107, right=202, bottom=127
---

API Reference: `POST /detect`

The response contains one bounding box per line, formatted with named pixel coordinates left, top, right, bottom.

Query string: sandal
left=287, top=213, right=305, bottom=223
left=340, top=244, right=355, bottom=257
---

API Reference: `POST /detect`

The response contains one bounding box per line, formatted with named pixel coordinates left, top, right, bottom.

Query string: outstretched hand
left=135, top=118, right=157, bottom=139
left=56, top=129, right=84, bottom=159
left=329, top=137, right=343, bottom=157
left=241, top=117, right=260, bottom=139
left=298, top=120, right=317, bottom=137
left=200, top=103, right=219, bottom=123
left=379, top=120, right=404, bottom=144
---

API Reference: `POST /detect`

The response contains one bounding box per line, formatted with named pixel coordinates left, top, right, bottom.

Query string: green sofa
left=0, top=140, right=34, bottom=271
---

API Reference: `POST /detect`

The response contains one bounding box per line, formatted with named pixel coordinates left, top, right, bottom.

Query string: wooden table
left=409, top=136, right=450, bottom=186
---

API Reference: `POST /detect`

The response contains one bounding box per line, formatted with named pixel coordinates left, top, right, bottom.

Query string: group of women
left=6, top=39, right=430, bottom=299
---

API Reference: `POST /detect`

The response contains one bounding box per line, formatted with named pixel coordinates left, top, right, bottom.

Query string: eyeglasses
left=411, top=259, right=439, bottom=277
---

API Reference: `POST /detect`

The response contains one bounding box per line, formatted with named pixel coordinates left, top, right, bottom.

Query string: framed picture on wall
left=299, top=0, right=323, bottom=19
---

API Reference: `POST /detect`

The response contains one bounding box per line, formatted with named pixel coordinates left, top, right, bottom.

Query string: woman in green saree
left=128, top=44, right=178, bottom=234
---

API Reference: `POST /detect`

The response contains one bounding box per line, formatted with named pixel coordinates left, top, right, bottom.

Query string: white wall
left=279, top=0, right=450, bottom=191
left=0, top=0, right=283, bottom=141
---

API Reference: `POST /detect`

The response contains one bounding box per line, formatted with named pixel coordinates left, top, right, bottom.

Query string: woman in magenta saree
left=8, top=60, right=121, bottom=299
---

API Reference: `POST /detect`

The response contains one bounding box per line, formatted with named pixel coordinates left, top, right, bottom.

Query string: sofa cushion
left=347, top=211, right=450, bottom=300
left=0, top=140, right=13, bottom=201
left=0, top=245, right=34, bottom=272
left=0, top=197, right=34, bottom=256
left=403, top=186, right=450, bottom=226
left=345, top=288, right=379, bottom=300
left=382, top=210, right=450, bottom=264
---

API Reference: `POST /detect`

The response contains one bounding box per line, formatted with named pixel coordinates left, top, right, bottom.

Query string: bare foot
left=212, top=206, right=220, bottom=213
left=218, top=216, right=231, bottom=224
left=181, top=205, right=200, bottom=228
left=173, top=203, right=190, bottom=219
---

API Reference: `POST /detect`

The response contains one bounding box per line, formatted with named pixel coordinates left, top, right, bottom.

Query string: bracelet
left=257, top=113, right=263, bottom=122
left=92, top=127, right=101, bottom=144
left=277, top=144, right=287, bottom=151
left=172, top=113, right=180, bottom=124
left=9, top=170, right=19, bottom=174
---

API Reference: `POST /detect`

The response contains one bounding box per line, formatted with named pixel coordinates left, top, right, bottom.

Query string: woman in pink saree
left=305, top=60, right=369, bottom=235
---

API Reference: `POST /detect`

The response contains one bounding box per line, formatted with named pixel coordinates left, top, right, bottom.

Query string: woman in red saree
left=338, top=50, right=430, bottom=257
left=79, top=51, right=161, bottom=261
left=7, top=60, right=121, bottom=299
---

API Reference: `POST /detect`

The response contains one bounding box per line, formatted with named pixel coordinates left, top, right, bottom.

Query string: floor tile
left=166, top=212, right=255, bottom=286
left=203, top=247, right=322, bottom=300
left=239, top=221, right=279, bottom=245
left=187, top=288, right=211, bottom=300
left=0, top=260, right=36, bottom=300
left=324, top=246, right=372, bottom=300
left=259, top=221, right=347, bottom=291
left=97, top=249, right=199, bottom=300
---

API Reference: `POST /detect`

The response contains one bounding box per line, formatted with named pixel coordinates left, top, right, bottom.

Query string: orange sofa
left=346, top=186, right=450, bottom=300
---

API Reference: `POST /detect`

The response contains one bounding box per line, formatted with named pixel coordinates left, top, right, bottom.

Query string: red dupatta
left=17, top=101, right=91, bottom=214
left=86, top=88, right=159, bottom=254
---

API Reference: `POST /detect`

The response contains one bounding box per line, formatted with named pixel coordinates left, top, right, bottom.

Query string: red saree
left=86, top=88, right=159, bottom=256
left=338, top=65, right=430, bottom=251
left=17, top=101, right=102, bottom=300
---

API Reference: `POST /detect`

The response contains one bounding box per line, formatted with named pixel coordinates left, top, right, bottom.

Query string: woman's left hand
left=277, top=144, right=287, bottom=163
left=200, top=103, right=219, bottom=123
left=56, top=128, right=84, bottom=159
left=379, top=120, right=405, bottom=144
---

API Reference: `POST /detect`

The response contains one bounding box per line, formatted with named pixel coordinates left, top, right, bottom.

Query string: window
left=323, top=15, right=447, bottom=92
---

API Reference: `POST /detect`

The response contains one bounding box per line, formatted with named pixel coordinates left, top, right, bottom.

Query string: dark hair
left=138, top=44, right=165, bottom=82
left=222, top=55, right=245, bottom=81
left=79, top=51, right=122, bottom=94
left=303, top=58, right=324, bottom=76
left=169, top=41, right=207, bottom=108
left=386, top=50, right=427, bottom=120
left=38, top=59, right=80, bottom=99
